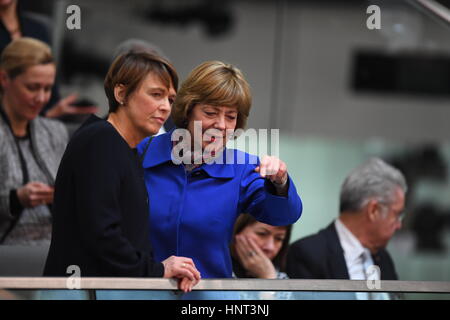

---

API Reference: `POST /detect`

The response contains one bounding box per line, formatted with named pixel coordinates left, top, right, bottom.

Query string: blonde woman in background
left=0, top=37, right=67, bottom=245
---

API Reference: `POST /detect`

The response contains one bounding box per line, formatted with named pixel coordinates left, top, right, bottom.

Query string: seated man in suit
left=286, top=158, right=406, bottom=285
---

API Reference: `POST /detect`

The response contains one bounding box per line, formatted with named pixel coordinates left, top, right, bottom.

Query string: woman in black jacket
left=44, top=51, right=200, bottom=292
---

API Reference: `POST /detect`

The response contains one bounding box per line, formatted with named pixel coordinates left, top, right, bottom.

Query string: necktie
left=353, top=251, right=371, bottom=300
left=362, top=250, right=390, bottom=300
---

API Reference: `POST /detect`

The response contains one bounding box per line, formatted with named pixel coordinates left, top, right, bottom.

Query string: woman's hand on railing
left=178, top=277, right=199, bottom=293
left=161, top=256, right=201, bottom=292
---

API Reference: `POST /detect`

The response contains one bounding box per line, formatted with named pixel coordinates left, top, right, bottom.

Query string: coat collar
left=324, top=222, right=351, bottom=279
left=201, top=151, right=235, bottom=179
left=141, top=129, right=173, bottom=168
left=141, top=128, right=235, bottom=179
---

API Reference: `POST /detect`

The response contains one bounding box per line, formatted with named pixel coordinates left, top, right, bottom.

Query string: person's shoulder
left=74, top=115, right=110, bottom=135
left=290, top=227, right=330, bottom=251
left=69, top=115, right=120, bottom=149
left=21, top=12, right=51, bottom=42
left=288, top=231, right=330, bottom=270
left=21, top=12, right=51, bottom=30
left=137, top=130, right=169, bottom=155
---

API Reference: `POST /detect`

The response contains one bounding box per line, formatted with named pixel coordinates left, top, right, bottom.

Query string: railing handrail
left=0, top=277, right=449, bottom=293
left=409, top=0, right=450, bottom=25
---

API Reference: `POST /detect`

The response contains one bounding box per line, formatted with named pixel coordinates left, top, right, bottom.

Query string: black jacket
left=44, top=115, right=164, bottom=277
left=286, top=222, right=398, bottom=280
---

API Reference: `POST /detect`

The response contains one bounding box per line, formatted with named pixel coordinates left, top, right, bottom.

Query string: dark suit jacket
left=44, top=116, right=164, bottom=277
left=286, top=222, right=398, bottom=280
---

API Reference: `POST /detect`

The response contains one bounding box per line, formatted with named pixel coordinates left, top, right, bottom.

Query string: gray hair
left=339, top=157, right=407, bottom=213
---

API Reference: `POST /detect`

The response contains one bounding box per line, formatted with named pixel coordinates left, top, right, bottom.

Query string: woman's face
left=187, top=104, right=238, bottom=153
left=239, top=222, right=287, bottom=261
left=1, top=63, right=55, bottom=122
left=122, top=72, right=176, bottom=137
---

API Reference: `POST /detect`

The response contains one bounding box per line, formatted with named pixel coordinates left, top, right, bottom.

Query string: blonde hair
left=171, top=61, right=252, bottom=130
left=0, top=37, right=53, bottom=79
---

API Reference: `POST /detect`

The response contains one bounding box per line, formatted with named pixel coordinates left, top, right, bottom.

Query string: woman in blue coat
left=138, top=61, right=302, bottom=288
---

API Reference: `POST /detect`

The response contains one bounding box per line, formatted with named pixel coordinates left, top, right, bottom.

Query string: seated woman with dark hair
left=231, top=214, right=292, bottom=280
left=230, top=214, right=293, bottom=299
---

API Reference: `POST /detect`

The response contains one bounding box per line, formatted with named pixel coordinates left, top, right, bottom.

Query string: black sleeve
left=73, top=136, right=164, bottom=277
left=9, top=189, right=23, bottom=217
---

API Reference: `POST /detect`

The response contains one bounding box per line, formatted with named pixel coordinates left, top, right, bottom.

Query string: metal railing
left=0, top=277, right=449, bottom=293
left=408, top=0, right=450, bottom=26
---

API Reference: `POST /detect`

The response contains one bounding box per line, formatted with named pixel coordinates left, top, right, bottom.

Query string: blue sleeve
left=238, top=160, right=302, bottom=226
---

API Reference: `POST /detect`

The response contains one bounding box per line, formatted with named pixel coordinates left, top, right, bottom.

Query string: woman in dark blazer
left=44, top=52, right=200, bottom=292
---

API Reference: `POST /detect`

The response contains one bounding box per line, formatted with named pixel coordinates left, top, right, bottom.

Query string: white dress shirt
left=334, top=219, right=389, bottom=300
left=335, top=218, right=373, bottom=280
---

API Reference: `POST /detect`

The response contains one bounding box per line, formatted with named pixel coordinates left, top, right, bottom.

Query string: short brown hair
left=171, top=61, right=252, bottom=129
left=1, top=37, right=53, bottom=79
left=104, top=51, right=178, bottom=113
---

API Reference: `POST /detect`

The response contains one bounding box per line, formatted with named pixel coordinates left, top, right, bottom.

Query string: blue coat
left=138, top=130, right=302, bottom=278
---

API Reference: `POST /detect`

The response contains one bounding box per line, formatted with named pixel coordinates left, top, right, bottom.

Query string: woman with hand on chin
left=138, top=60, right=302, bottom=298
left=231, top=214, right=292, bottom=280
left=44, top=52, right=200, bottom=293
left=231, top=214, right=293, bottom=299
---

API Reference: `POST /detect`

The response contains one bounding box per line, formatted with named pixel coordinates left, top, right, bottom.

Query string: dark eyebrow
left=147, top=86, right=166, bottom=92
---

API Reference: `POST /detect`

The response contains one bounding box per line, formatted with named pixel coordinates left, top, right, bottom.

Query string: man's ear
left=114, top=84, right=126, bottom=106
left=366, top=199, right=380, bottom=222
